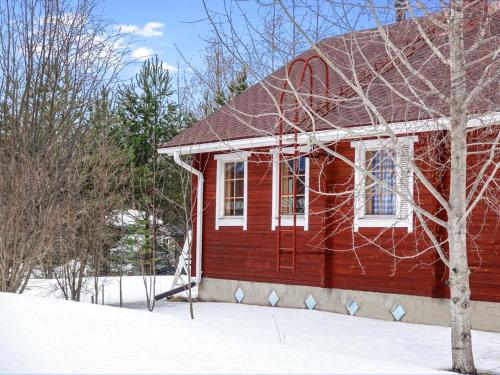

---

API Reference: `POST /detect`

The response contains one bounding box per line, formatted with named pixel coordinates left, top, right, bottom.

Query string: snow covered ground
left=1, top=292, right=500, bottom=374
left=25, top=275, right=196, bottom=306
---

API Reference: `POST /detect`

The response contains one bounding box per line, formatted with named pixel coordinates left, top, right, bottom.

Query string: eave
left=158, top=112, right=500, bottom=156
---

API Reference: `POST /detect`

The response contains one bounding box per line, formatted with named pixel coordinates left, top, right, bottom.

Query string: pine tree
left=203, top=68, right=249, bottom=113
left=228, top=68, right=249, bottom=98
left=112, top=56, right=187, bottom=310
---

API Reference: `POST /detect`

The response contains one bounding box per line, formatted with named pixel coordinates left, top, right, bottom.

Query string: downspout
left=173, top=151, right=203, bottom=285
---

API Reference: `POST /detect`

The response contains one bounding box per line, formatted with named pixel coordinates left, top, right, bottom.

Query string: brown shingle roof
left=164, top=10, right=499, bottom=149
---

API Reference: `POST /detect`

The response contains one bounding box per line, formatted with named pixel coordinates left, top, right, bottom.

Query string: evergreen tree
left=115, top=56, right=179, bottom=170
left=112, top=57, right=189, bottom=303
left=203, top=68, right=249, bottom=114
left=228, top=69, right=249, bottom=98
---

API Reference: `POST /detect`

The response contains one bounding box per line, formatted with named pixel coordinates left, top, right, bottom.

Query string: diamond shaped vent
left=305, top=294, right=316, bottom=310
left=346, top=299, right=359, bottom=316
left=391, top=303, right=406, bottom=321
left=268, top=290, right=279, bottom=307
left=234, top=287, right=244, bottom=303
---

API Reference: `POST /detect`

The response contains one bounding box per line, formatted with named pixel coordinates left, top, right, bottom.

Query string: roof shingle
left=163, top=10, right=499, bottom=149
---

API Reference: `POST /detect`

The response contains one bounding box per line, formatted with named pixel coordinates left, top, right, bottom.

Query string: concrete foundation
left=199, top=277, right=500, bottom=332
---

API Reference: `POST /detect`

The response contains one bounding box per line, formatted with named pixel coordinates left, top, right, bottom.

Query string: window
left=223, top=162, right=245, bottom=216
left=215, top=152, right=249, bottom=229
left=364, top=150, right=396, bottom=216
left=272, top=149, right=309, bottom=230
left=351, top=137, right=417, bottom=232
left=280, top=158, right=306, bottom=215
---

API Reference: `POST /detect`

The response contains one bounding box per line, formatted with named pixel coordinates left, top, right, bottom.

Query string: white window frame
left=350, top=136, right=417, bottom=233
left=215, top=152, right=250, bottom=230
left=271, top=147, right=310, bottom=231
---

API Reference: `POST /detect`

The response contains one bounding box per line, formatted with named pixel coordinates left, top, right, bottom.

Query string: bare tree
left=0, top=0, right=125, bottom=294
left=176, top=30, right=250, bottom=119
left=50, top=108, right=129, bottom=302
left=201, top=1, right=499, bottom=373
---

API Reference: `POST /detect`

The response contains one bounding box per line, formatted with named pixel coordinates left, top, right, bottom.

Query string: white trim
left=280, top=145, right=311, bottom=154
left=351, top=136, right=418, bottom=232
left=158, top=112, right=500, bottom=156
left=304, top=157, right=310, bottom=231
left=353, top=216, right=414, bottom=231
left=271, top=150, right=309, bottom=231
left=214, top=151, right=251, bottom=161
left=215, top=152, right=249, bottom=230
left=350, top=136, right=418, bottom=150
left=172, top=153, right=203, bottom=284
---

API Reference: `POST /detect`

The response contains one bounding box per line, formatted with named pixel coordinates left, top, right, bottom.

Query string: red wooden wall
left=190, top=131, right=500, bottom=302
left=193, top=152, right=326, bottom=287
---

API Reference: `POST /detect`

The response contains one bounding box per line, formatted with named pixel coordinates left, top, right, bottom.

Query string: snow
left=25, top=275, right=196, bottom=306
left=110, top=209, right=164, bottom=227
left=1, top=292, right=500, bottom=374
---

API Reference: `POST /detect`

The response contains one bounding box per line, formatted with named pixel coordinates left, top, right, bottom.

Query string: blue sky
left=98, top=0, right=209, bottom=78
left=96, top=1, right=407, bottom=83
left=97, top=0, right=256, bottom=81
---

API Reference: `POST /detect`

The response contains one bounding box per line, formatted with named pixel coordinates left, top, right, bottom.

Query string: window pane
left=365, top=174, right=374, bottom=214
left=297, top=157, right=306, bottom=174
left=222, top=161, right=245, bottom=217
left=224, top=198, right=234, bottom=216
left=281, top=177, right=293, bottom=194
left=279, top=157, right=306, bottom=218
left=365, top=150, right=396, bottom=215
left=297, top=178, right=305, bottom=195
left=224, top=162, right=235, bottom=179
left=234, top=162, right=244, bottom=178
left=281, top=197, right=293, bottom=215
left=224, top=180, right=234, bottom=199
left=234, top=179, right=244, bottom=197
left=282, top=161, right=291, bottom=177
left=234, top=199, right=244, bottom=216
left=282, top=157, right=305, bottom=175
left=296, top=196, right=305, bottom=214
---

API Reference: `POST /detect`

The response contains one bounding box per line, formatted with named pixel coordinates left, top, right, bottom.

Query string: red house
left=159, top=10, right=500, bottom=331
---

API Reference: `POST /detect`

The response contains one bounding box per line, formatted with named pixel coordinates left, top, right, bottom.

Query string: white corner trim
left=215, top=152, right=249, bottom=230
left=172, top=152, right=204, bottom=284
left=158, top=112, right=500, bottom=156
left=271, top=152, right=309, bottom=231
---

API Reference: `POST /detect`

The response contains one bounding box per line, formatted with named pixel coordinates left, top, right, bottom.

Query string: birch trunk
left=448, top=1, right=476, bottom=373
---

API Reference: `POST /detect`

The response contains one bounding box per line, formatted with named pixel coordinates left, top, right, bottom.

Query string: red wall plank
left=190, top=129, right=500, bottom=302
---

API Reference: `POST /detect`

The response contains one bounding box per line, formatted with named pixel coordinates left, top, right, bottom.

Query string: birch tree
left=203, top=1, right=499, bottom=373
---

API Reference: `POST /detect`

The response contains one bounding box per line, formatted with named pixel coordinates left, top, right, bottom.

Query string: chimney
left=395, top=0, right=409, bottom=22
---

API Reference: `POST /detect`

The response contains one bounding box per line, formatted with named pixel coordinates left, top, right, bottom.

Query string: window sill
left=354, top=216, right=412, bottom=232
left=216, top=216, right=246, bottom=230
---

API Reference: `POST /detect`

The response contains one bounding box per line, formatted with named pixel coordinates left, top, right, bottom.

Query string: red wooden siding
left=323, top=139, right=440, bottom=297
left=190, top=130, right=500, bottom=302
left=193, top=152, right=326, bottom=287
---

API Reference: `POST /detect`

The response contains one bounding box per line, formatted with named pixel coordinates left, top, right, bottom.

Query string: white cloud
left=131, top=47, right=154, bottom=61
left=161, top=62, right=178, bottom=73
left=119, top=22, right=164, bottom=37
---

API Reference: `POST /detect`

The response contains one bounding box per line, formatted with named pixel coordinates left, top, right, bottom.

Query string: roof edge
left=158, top=112, right=500, bottom=156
